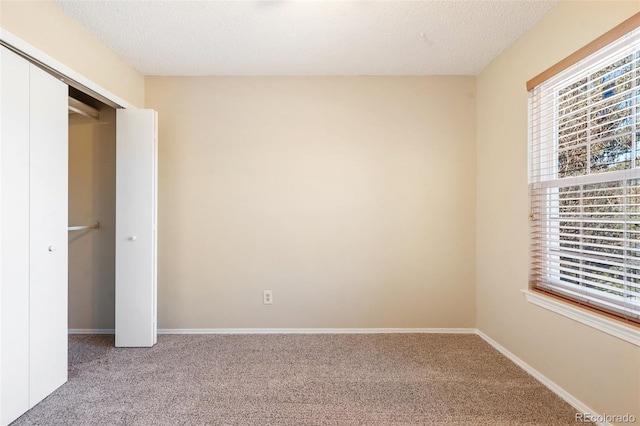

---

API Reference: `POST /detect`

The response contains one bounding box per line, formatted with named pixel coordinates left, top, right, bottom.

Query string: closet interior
left=67, top=88, right=116, bottom=332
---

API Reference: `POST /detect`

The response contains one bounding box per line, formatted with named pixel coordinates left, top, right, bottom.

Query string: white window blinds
left=529, top=26, right=640, bottom=323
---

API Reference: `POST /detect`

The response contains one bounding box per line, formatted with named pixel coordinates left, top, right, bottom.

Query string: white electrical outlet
left=263, top=290, right=273, bottom=305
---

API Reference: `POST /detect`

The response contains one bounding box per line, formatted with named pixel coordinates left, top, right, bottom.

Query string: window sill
left=522, top=289, right=640, bottom=347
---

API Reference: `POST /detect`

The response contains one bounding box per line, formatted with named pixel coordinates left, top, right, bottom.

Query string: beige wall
left=68, top=107, right=116, bottom=329
left=0, top=0, right=144, bottom=107
left=146, top=76, right=476, bottom=329
left=476, top=1, right=640, bottom=422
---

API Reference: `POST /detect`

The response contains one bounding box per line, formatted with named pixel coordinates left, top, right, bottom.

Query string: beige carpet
left=12, top=334, right=586, bottom=425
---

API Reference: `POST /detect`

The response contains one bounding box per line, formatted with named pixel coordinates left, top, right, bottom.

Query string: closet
left=1, top=44, right=68, bottom=425
left=67, top=92, right=158, bottom=348
left=1, top=44, right=158, bottom=426
left=68, top=91, right=116, bottom=335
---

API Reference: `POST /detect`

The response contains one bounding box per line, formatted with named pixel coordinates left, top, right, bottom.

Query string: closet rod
left=68, top=221, right=100, bottom=232
left=68, top=97, right=100, bottom=120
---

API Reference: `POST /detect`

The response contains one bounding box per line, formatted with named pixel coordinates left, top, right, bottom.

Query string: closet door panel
left=116, top=109, right=157, bottom=347
left=0, top=46, right=31, bottom=426
left=28, top=65, right=68, bottom=406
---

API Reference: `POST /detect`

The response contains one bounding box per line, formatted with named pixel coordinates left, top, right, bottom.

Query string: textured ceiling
left=52, top=0, right=560, bottom=76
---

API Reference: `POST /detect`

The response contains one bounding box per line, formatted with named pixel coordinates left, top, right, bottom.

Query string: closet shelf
left=68, top=221, right=100, bottom=232
left=68, top=97, right=99, bottom=120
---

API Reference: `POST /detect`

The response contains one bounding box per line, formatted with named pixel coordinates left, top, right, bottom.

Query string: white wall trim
left=68, top=329, right=115, bottom=335
left=0, top=28, right=135, bottom=109
left=157, top=328, right=477, bottom=335
left=522, top=290, right=640, bottom=347
left=476, top=330, right=610, bottom=426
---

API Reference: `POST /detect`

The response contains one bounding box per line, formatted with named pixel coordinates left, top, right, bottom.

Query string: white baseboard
left=157, top=327, right=477, bottom=335
left=68, top=329, right=114, bottom=335
left=476, top=330, right=609, bottom=426
left=68, top=327, right=477, bottom=335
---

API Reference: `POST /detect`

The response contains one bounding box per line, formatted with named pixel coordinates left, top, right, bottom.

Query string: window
left=528, top=18, right=640, bottom=324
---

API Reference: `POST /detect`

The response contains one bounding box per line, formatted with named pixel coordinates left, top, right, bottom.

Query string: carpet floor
left=12, top=334, right=586, bottom=425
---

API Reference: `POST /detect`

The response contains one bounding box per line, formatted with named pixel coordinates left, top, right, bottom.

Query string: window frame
left=526, top=12, right=640, bottom=337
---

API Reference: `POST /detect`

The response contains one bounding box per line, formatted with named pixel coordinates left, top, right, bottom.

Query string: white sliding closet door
left=28, top=64, right=69, bottom=406
left=115, top=109, right=158, bottom=348
left=1, top=45, right=31, bottom=426
left=0, top=46, right=68, bottom=426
